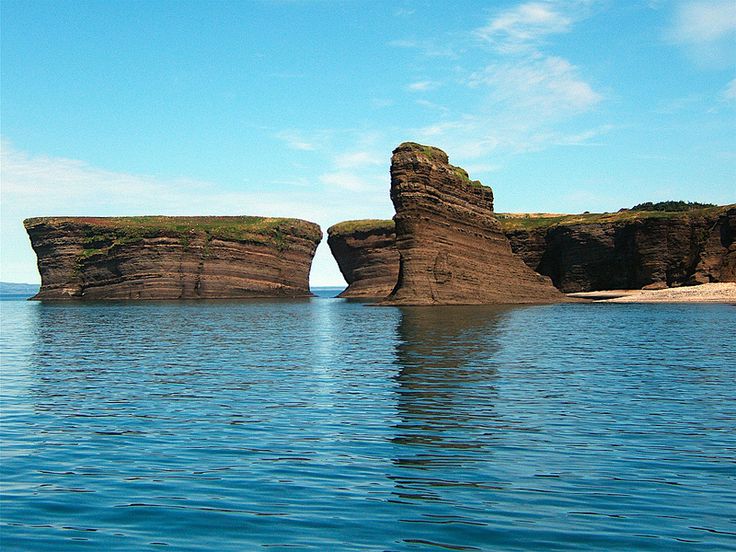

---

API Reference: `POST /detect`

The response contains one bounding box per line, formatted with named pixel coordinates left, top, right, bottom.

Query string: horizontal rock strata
left=382, top=143, right=565, bottom=305
left=326, top=220, right=398, bottom=298
left=500, top=206, right=736, bottom=292
left=328, top=206, right=736, bottom=295
left=25, top=216, right=322, bottom=300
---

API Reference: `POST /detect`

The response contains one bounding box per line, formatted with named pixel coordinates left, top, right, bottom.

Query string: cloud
left=0, top=140, right=207, bottom=209
left=671, top=0, right=736, bottom=43
left=394, top=8, right=415, bottom=17
left=370, top=98, right=394, bottom=109
left=407, top=80, right=440, bottom=92
left=469, top=56, right=601, bottom=116
left=410, top=55, right=602, bottom=159
left=397, top=2, right=604, bottom=160
left=386, top=39, right=459, bottom=58
left=0, top=140, right=394, bottom=285
left=476, top=2, right=572, bottom=47
left=274, top=130, right=318, bottom=151
left=668, top=0, right=736, bottom=66
left=319, top=171, right=376, bottom=192
left=333, top=151, right=384, bottom=169
left=415, top=99, right=450, bottom=113
left=723, top=78, right=736, bottom=102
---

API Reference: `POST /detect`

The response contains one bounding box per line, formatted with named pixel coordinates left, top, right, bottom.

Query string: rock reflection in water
left=390, top=306, right=518, bottom=506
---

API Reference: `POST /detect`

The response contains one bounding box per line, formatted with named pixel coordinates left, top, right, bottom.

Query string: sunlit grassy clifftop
left=24, top=216, right=322, bottom=260
left=496, top=204, right=733, bottom=231
left=328, top=219, right=395, bottom=237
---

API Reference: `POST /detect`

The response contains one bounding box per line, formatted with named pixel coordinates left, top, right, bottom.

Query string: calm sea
left=1, top=291, right=735, bottom=551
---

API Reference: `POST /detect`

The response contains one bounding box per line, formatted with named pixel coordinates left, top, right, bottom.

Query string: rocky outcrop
left=381, top=143, right=565, bottom=305
left=501, top=206, right=736, bottom=292
left=25, top=216, right=322, bottom=300
left=692, top=207, right=736, bottom=284
left=328, top=206, right=736, bottom=296
left=326, top=220, right=398, bottom=298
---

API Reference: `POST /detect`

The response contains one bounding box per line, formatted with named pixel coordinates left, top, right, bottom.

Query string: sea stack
left=382, top=142, right=564, bottom=305
left=326, top=220, right=398, bottom=298
left=24, top=216, right=322, bottom=300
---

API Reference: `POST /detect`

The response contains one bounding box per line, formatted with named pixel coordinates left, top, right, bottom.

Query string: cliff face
left=382, top=143, right=564, bottom=305
left=25, top=216, right=322, bottom=300
left=326, top=220, right=398, bottom=298
left=692, top=207, right=736, bottom=284
left=501, top=206, right=735, bottom=292
left=327, top=206, right=735, bottom=296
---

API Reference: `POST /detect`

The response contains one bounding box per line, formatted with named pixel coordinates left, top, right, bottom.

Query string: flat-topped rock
left=382, top=143, right=564, bottom=305
left=327, top=220, right=398, bottom=298
left=25, top=216, right=322, bottom=300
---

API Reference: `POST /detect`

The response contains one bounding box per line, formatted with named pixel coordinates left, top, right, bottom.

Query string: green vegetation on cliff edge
left=328, top=219, right=395, bottom=237
left=326, top=203, right=732, bottom=236
left=631, top=201, right=717, bottom=212
left=24, top=216, right=322, bottom=260
left=496, top=204, right=732, bottom=231
left=398, top=142, right=486, bottom=189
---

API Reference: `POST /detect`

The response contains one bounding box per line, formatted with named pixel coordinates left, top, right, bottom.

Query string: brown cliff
left=326, top=220, right=398, bottom=298
left=692, top=207, right=736, bottom=284
left=25, top=216, right=322, bottom=300
left=382, top=143, right=564, bottom=305
left=327, top=206, right=735, bottom=296
left=500, top=206, right=736, bottom=292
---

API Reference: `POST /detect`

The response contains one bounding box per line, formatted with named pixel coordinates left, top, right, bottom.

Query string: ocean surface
left=1, top=290, right=735, bottom=551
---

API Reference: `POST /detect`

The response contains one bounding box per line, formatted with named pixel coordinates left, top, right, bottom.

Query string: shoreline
left=568, top=283, right=736, bottom=303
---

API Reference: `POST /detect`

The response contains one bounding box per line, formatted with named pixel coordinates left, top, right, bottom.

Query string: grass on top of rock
left=451, top=166, right=485, bottom=189
left=630, top=201, right=717, bottom=212
left=398, top=142, right=447, bottom=162
left=328, top=219, right=395, bottom=237
left=25, top=216, right=322, bottom=259
left=496, top=204, right=732, bottom=231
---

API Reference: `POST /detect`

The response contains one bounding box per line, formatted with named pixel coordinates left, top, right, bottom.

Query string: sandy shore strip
left=568, top=283, right=736, bottom=303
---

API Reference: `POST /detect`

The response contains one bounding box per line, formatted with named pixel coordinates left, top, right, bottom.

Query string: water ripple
left=1, top=298, right=735, bottom=550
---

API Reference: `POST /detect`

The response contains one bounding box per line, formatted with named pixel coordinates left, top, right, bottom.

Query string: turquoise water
left=1, top=293, right=735, bottom=550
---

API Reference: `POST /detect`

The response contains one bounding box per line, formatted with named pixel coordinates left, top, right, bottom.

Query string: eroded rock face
left=326, top=220, right=398, bottom=298
left=502, top=206, right=736, bottom=292
left=693, top=207, right=736, bottom=284
left=382, top=143, right=564, bottom=305
left=25, top=216, right=322, bottom=300
left=327, top=206, right=735, bottom=296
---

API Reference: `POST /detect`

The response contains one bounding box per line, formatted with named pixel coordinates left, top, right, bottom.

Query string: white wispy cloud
left=407, top=80, right=441, bottom=92
left=319, top=171, right=376, bottom=192
left=408, top=3, right=603, bottom=160
left=671, top=0, right=736, bottom=43
left=668, top=0, right=736, bottom=66
left=386, top=38, right=458, bottom=58
left=333, top=151, right=384, bottom=169
left=394, top=8, right=415, bottom=17
left=370, top=98, right=394, bottom=109
left=723, top=78, right=736, bottom=102
left=0, top=140, right=394, bottom=285
left=468, top=56, right=601, bottom=117
left=274, top=130, right=318, bottom=151
left=475, top=1, right=572, bottom=49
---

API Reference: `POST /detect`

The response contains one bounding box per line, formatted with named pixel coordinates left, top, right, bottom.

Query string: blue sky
left=2, top=0, right=734, bottom=285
